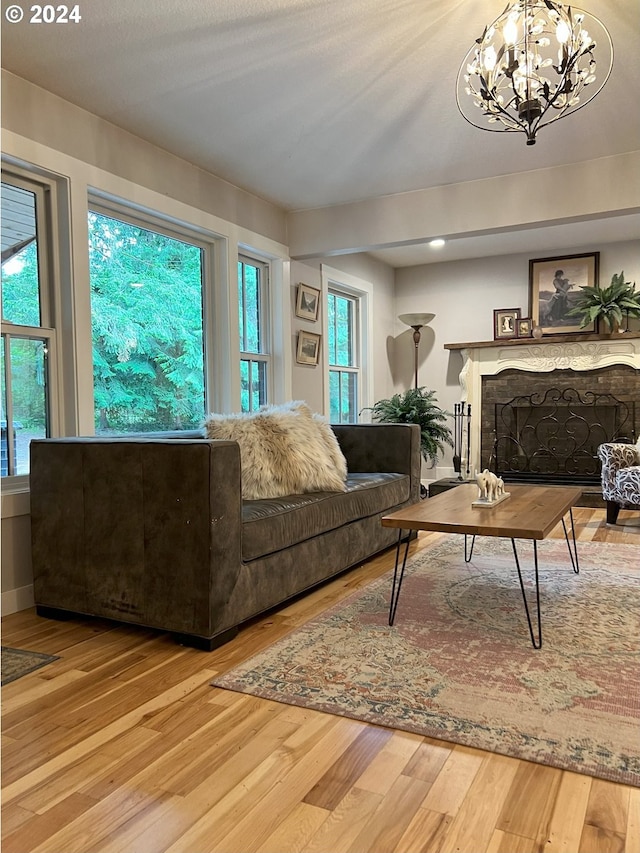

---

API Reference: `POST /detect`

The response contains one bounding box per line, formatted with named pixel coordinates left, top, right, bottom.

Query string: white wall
left=288, top=152, right=640, bottom=259
left=1, top=496, right=34, bottom=614
left=2, top=72, right=288, bottom=245
left=290, top=253, right=396, bottom=412
left=395, top=240, right=640, bottom=481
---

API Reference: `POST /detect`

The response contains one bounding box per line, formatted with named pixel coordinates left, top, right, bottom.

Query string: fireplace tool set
left=452, top=402, right=471, bottom=481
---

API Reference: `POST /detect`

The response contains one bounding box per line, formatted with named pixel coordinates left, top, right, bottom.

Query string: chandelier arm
left=542, top=43, right=594, bottom=113
left=474, top=70, right=531, bottom=132
left=481, top=83, right=525, bottom=129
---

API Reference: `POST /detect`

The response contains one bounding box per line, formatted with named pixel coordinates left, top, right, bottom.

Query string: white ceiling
left=2, top=0, right=639, bottom=266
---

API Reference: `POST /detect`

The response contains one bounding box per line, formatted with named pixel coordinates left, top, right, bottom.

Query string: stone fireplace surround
left=445, top=332, right=640, bottom=483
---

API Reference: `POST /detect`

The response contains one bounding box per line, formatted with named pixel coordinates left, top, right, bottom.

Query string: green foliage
left=88, top=213, right=206, bottom=431
left=568, top=271, right=640, bottom=331
left=1, top=241, right=41, bottom=326
left=363, top=387, right=453, bottom=466
left=2, top=245, right=47, bottom=430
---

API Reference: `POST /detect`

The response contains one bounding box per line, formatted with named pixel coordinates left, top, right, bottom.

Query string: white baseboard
left=2, top=584, right=35, bottom=616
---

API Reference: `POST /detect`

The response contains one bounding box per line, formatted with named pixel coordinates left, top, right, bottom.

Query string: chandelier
left=456, top=1, right=613, bottom=145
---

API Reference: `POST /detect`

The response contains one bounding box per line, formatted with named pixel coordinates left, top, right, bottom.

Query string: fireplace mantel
left=445, top=330, right=640, bottom=351
left=445, top=332, right=640, bottom=476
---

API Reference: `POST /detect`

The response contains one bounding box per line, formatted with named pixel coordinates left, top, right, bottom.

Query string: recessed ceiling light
left=429, top=239, right=445, bottom=248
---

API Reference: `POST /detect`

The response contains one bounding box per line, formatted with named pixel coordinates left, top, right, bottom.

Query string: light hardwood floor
left=2, top=508, right=639, bottom=853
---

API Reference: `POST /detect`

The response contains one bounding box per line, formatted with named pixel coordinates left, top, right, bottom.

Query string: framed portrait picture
left=296, top=330, right=321, bottom=365
left=517, top=317, right=532, bottom=338
left=529, top=252, right=599, bottom=334
left=295, top=283, right=321, bottom=322
left=493, top=308, right=520, bottom=340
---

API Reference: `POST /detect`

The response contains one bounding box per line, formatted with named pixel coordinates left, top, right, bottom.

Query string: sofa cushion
left=241, top=472, right=409, bottom=561
left=203, top=402, right=347, bottom=500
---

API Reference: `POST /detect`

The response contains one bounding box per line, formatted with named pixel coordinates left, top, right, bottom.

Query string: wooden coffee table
left=381, top=483, right=582, bottom=648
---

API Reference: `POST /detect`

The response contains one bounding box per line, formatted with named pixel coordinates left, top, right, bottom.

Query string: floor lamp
left=398, top=313, right=435, bottom=389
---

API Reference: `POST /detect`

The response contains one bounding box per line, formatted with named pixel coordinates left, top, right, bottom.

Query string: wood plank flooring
left=2, top=508, right=639, bottom=853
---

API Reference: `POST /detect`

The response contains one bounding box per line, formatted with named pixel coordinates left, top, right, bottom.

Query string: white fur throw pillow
left=636, top=434, right=640, bottom=464
left=204, top=402, right=348, bottom=500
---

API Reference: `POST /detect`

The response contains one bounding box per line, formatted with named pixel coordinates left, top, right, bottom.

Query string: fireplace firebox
left=481, top=367, right=640, bottom=486
left=490, top=388, right=635, bottom=485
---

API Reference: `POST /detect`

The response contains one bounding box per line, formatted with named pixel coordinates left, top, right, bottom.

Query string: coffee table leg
left=389, top=530, right=411, bottom=626
left=464, top=534, right=476, bottom=563
left=561, top=508, right=580, bottom=574
left=511, top=538, right=542, bottom=649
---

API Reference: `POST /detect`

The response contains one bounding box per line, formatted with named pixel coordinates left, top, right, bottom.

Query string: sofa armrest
left=332, top=423, right=421, bottom=502
left=30, top=437, right=242, bottom=637
left=597, top=442, right=639, bottom=500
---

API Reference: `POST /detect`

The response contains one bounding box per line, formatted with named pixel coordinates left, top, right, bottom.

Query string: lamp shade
left=398, top=312, right=435, bottom=328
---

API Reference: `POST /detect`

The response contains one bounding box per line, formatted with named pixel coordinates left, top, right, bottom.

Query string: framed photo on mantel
left=529, top=252, right=599, bottom=335
left=493, top=308, right=520, bottom=340
left=517, top=317, right=532, bottom=338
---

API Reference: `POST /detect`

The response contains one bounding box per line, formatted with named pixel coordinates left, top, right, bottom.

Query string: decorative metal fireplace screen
left=492, top=388, right=636, bottom=485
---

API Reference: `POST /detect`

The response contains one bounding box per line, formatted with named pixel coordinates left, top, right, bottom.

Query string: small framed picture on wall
left=493, top=308, right=520, bottom=340
left=295, top=283, right=321, bottom=322
left=296, top=331, right=321, bottom=365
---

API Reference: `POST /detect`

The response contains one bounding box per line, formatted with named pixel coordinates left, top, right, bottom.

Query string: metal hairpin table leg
left=511, top=537, right=542, bottom=649
left=389, top=529, right=411, bottom=626
left=562, top=508, right=580, bottom=574
left=464, top=534, right=476, bottom=563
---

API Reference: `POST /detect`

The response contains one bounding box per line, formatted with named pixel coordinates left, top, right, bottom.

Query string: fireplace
left=445, top=333, right=640, bottom=490
left=485, top=378, right=637, bottom=485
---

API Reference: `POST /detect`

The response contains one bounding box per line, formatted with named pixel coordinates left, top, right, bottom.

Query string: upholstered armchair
left=597, top=442, right=640, bottom=524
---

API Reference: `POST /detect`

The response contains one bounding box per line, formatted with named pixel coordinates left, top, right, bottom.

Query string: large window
left=1, top=173, right=56, bottom=478
left=327, top=289, right=359, bottom=423
left=89, top=208, right=207, bottom=433
left=238, top=255, right=270, bottom=412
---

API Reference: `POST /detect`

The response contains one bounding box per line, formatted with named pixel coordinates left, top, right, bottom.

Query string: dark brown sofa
left=30, top=423, right=420, bottom=649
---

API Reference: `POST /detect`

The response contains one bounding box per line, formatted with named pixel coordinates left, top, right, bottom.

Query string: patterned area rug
left=213, top=536, right=640, bottom=786
left=1, top=647, right=59, bottom=685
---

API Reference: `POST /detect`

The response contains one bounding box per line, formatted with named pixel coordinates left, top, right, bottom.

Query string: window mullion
left=238, top=255, right=270, bottom=412
left=241, top=263, right=248, bottom=352
left=2, top=333, right=16, bottom=475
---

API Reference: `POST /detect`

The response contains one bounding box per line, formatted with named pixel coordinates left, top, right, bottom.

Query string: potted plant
left=363, top=386, right=453, bottom=469
left=568, top=271, right=640, bottom=333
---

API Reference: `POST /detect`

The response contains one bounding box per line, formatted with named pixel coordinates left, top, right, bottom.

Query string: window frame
left=238, top=252, right=271, bottom=412
left=1, top=167, right=61, bottom=486
left=321, top=264, right=373, bottom=424
left=327, top=289, right=359, bottom=424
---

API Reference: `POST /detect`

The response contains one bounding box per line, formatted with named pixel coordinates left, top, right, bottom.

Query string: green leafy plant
left=568, top=271, right=640, bottom=332
left=363, top=387, right=453, bottom=467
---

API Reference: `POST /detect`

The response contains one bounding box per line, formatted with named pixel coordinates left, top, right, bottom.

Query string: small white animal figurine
left=486, top=470, right=498, bottom=501
left=475, top=470, right=486, bottom=500
left=476, top=469, right=500, bottom=502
